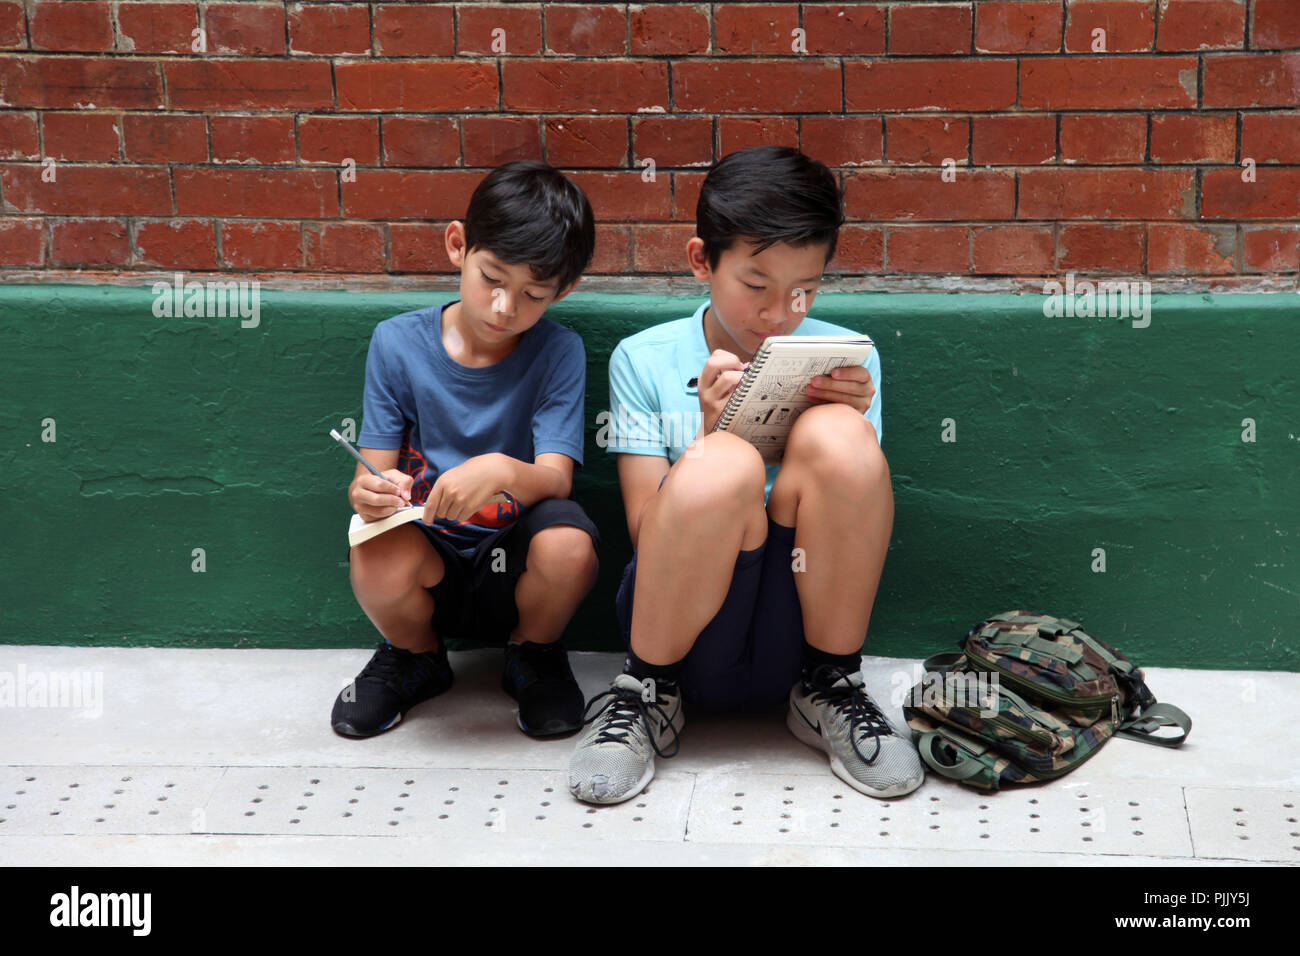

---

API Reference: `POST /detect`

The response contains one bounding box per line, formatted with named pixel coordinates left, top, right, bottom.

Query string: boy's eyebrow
left=744, top=265, right=821, bottom=284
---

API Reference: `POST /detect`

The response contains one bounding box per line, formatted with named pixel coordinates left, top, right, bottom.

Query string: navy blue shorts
left=348, top=498, right=599, bottom=646
left=615, top=488, right=804, bottom=713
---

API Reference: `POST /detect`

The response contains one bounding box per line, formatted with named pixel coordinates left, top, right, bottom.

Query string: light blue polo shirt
left=602, top=300, right=882, bottom=500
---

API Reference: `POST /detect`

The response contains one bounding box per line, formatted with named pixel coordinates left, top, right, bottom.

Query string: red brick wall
left=1, top=1, right=1297, bottom=286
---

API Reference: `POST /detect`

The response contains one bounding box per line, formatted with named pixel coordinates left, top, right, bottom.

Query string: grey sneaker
left=567, top=673, right=684, bottom=805
left=788, top=666, right=925, bottom=798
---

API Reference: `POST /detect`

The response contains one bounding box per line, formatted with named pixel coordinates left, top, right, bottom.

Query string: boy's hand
left=805, top=365, right=875, bottom=414
left=425, top=453, right=510, bottom=524
left=697, top=349, right=749, bottom=433
left=351, top=468, right=414, bottom=522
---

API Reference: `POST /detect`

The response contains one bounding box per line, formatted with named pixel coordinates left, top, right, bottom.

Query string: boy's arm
left=617, top=453, right=669, bottom=550
left=501, top=451, right=574, bottom=505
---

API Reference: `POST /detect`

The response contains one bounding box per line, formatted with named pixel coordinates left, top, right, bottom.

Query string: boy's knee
left=665, top=431, right=766, bottom=509
left=525, top=525, right=598, bottom=584
left=350, top=526, right=445, bottom=594
left=786, top=404, right=884, bottom=485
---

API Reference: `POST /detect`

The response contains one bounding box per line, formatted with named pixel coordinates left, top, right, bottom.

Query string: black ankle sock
left=624, top=649, right=683, bottom=691
left=802, top=643, right=860, bottom=688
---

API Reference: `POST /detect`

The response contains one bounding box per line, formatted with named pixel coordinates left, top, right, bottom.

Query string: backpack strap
left=915, top=731, right=988, bottom=781
left=922, top=652, right=964, bottom=673
left=1115, top=703, right=1192, bottom=748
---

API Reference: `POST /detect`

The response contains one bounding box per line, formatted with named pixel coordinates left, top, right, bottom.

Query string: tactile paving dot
left=1185, top=787, right=1300, bottom=862
left=201, top=768, right=693, bottom=839
left=0, top=767, right=225, bottom=835
left=687, top=775, right=1193, bottom=855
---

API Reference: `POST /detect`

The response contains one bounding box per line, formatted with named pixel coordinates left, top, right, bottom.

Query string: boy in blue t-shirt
left=334, top=161, right=601, bottom=740
left=569, top=146, right=924, bottom=803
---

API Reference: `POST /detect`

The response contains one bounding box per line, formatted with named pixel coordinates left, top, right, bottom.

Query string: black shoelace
left=581, top=680, right=681, bottom=759
left=809, top=667, right=894, bottom=764
left=359, top=641, right=436, bottom=690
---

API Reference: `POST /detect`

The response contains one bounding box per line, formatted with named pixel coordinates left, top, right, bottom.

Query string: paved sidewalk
left=0, top=646, right=1296, bottom=866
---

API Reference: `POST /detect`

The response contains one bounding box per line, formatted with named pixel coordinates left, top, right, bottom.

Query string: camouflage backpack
left=902, top=611, right=1191, bottom=790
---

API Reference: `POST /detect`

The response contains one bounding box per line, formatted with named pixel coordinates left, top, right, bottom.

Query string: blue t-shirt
left=603, top=299, right=882, bottom=500
left=358, top=300, right=586, bottom=552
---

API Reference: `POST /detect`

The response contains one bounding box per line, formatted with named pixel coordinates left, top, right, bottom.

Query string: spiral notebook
left=709, top=334, right=874, bottom=463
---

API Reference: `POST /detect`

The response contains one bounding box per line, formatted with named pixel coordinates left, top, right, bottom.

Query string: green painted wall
left=1, top=284, right=1295, bottom=670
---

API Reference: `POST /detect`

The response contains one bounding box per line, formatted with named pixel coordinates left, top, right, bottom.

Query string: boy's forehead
left=722, top=238, right=829, bottom=281
left=474, top=248, right=559, bottom=287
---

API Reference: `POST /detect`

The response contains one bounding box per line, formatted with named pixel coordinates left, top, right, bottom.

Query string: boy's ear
left=444, top=221, right=468, bottom=266
left=685, top=237, right=712, bottom=282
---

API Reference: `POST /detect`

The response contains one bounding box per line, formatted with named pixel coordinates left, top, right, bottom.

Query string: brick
left=49, top=217, right=128, bottom=265
left=889, top=3, right=972, bottom=55
left=630, top=3, right=709, bottom=54
left=632, top=117, right=713, bottom=167
left=887, top=226, right=969, bottom=272
left=116, top=2, right=198, bottom=54
left=632, top=223, right=695, bottom=272
left=973, top=225, right=1055, bottom=275
left=671, top=172, right=705, bottom=221
left=1204, top=53, right=1300, bottom=107
left=0, top=218, right=43, bottom=264
left=1020, top=56, right=1197, bottom=109
left=382, top=116, right=460, bottom=166
left=342, top=170, right=480, bottom=220
left=0, top=1, right=25, bottom=48
left=458, top=4, right=542, bottom=55
left=800, top=116, right=883, bottom=167
left=971, top=115, right=1056, bottom=165
left=205, top=3, right=286, bottom=55
left=714, top=4, right=798, bottom=54
left=975, top=1, right=1062, bottom=53
left=123, top=113, right=207, bottom=163
left=2, top=164, right=172, bottom=215
left=30, top=1, right=112, bottom=51
left=1241, top=227, right=1299, bottom=272
left=462, top=117, right=543, bottom=166
left=220, top=220, right=303, bottom=270
left=846, top=60, right=1016, bottom=111
left=389, top=222, right=452, bottom=272
left=166, top=60, right=333, bottom=110
left=545, top=116, right=628, bottom=167
left=673, top=61, right=840, bottom=113
left=174, top=168, right=340, bottom=218
left=569, top=171, right=672, bottom=221
left=801, top=5, right=886, bottom=55
left=506, top=60, right=668, bottom=112
left=1241, top=112, right=1300, bottom=163
left=210, top=115, right=296, bottom=164
left=299, top=116, right=381, bottom=166
left=885, top=116, right=969, bottom=165
left=1018, top=168, right=1195, bottom=219
left=1059, top=113, right=1147, bottom=163
left=0, top=113, right=39, bottom=159
left=42, top=112, right=121, bottom=161
left=827, top=224, right=884, bottom=272
left=288, top=3, right=371, bottom=56
left=1059, top=223, right=1146, bottom=272
left=717, top=116, right=798, bottom=155
left=1150, top=113, right=1236, bottom=162
left=1064, top=1, right=1156, bottom=52
left=373, top=4, right=454, bottom=56
left=305, top=222, right=386, bottom=273
left=337, top=62, right=497, bottom=111
left=546, top=4, right=627, bottom=55
left=1252, top=0, right=1300, bottom=49
left=0, top=56, right=162, bottom=109
left=588, top=224, right=632, bottom=273
left=1147, top=223, right=1235, bottom=273
left=844, top=170, right=1015, bottom=221
left=135, top=219, right=219, bottom=269
left=1156, top=0, right=1246, bottom=51
left=1202, top=167, right=1300, bottom=218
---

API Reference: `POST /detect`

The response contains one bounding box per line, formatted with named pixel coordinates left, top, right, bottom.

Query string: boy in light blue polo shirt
left=570, top=146, right=923, bottom=805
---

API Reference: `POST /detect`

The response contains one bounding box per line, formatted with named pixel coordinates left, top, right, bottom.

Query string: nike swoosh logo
left=794, top=701, right=821, bottom=735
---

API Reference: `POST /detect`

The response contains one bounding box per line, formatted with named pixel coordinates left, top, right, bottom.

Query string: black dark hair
left=696, top=145, right=844, bottom=270
left=462, top=160, right=595, bottom=294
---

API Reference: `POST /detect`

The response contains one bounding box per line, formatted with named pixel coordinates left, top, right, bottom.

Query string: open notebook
left=710, top=334, right=874, bottom=463
left=346, top=492, right=514, bottom=548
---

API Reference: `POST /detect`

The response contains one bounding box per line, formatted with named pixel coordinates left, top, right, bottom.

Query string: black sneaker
left=331, top=640, right=454, bottom=738
left=502, top=640, right=584, bottom=738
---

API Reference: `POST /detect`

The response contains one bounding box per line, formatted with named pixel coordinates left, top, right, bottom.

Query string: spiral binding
left=714, top=343, right=774, bottom=431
